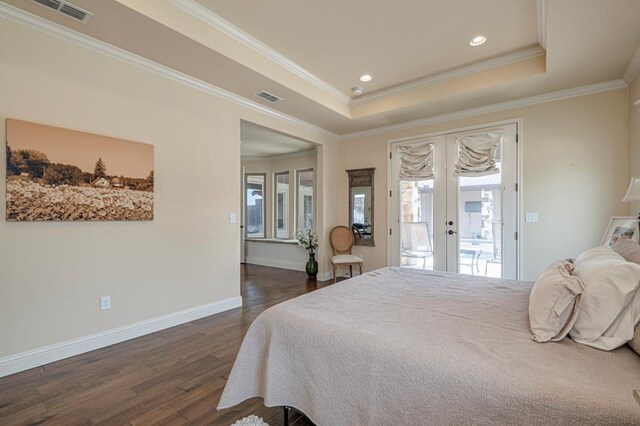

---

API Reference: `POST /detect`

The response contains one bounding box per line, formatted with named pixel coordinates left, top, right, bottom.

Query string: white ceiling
left=196, top=0, right=539, bottom=96
left=241, top=121, right=316, bottom=157
left=3, top=0, right=640, bottom=136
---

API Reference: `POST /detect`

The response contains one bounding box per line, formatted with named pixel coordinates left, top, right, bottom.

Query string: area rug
left=230, top=415, right=269, bottom=426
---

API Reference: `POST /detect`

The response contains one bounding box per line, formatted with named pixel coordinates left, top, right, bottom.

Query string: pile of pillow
left=529, top=238, right=640, bottom=352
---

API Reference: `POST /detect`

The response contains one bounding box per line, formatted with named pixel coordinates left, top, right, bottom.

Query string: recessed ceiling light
left=359, top=74, right=373, bottom=82
left=469, top=35, right=486, bottom=47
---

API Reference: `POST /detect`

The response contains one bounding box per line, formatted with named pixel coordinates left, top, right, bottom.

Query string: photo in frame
left=601, top=216, right=639, bottom=247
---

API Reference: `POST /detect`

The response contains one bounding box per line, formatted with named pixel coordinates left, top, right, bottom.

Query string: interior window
left=245, top=174, right=265, bottom=238
left=274, top=172, right=289, bottom=238
left=296, top=169, right=314, bottom=230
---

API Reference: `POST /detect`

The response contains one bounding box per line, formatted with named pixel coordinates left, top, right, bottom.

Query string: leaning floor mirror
left=347, top=168, right=375, bottom=246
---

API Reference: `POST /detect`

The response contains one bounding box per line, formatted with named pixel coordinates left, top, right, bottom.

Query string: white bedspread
left=218, top=267, right=640, bottom=425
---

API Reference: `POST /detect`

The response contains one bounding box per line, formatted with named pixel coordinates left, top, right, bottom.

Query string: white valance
left=398, top=143, right=434, bottom=180
left=454, top=133, right=502, bottom=177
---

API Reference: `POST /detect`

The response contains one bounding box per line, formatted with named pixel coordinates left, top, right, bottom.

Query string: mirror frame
left=347, top=168, right=375, bottom=246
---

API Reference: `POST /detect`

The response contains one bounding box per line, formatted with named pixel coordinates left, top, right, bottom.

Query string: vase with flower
left=295, top=228, right=319, bottom=278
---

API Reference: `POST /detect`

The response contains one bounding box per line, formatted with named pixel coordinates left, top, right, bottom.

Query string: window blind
left=398, top=143, right=434, bottom=180
left=454, top=133, right=502, bottom=177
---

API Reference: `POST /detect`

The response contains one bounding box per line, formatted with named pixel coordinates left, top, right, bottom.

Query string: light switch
left=525, top=212, right=539, bottom=223
left=100, top=296, right=111, bottom=311
left=229, top=212, right=237, bottom=224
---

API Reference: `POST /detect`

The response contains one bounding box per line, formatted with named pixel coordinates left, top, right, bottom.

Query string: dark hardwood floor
left=0, top=264, right=333, bottom=425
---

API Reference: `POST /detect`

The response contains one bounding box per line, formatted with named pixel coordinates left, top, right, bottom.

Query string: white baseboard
left=246, top=257, right=335, bottom=282
left=317, top=271, right=333, bottom=282
left=0, top=295, right=243, bottom=378
left=245, top=256, right=306, bottom=272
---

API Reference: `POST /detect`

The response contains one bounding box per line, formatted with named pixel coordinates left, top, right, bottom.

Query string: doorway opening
left=240, top=121, right=318, bottom=274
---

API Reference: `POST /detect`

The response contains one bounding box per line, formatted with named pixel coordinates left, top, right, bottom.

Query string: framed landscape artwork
left=6, top=118, right=154, bottom=221
left=601, top=216, right=639, bottom=247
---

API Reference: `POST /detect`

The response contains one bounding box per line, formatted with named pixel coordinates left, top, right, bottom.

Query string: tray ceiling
left=2, top=0, right=640, bottom=136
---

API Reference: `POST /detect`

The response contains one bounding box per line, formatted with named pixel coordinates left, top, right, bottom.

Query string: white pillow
left=569, top=246, right=640, bottom=350
left=529, top=260, right=585, bottom=342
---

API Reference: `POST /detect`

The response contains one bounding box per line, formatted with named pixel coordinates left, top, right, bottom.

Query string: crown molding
left=169, top=0, right=351, bottom=106
left=537, top=0, right=547, bottom=49
left=172, top=0, right=549, bottom=109
left=350, top=46, right=546, bottom=106
left=623, top=43, right=640, bottom=84
left=0, top=2, right=339, bottom=140
left=340, top=79, right=627, bottom=141
left=241, top=147, right=316, bottom=162
left=3, top=1, right=632, bottom=144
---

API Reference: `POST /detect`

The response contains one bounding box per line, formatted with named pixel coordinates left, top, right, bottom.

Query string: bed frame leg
left=281, top=406, right=290, bottom=426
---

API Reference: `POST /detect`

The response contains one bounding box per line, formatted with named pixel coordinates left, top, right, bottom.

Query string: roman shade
left=454, top=133, right=502, bottom=177
left=398, top=143, right=434, bottom=180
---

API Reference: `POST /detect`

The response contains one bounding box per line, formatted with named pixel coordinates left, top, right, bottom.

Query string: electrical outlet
left=100, top=296, right=111, bottom=310
left=229, top=212, right=237, bottom=224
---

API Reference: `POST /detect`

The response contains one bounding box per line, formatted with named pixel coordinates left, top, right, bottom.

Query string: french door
left=389, top=123, right=518, bottom=279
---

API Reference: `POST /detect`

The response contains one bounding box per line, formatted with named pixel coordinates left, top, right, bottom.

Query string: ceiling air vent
left=31, top=0, right=93, bottom=23
left=255, top=90, right=283, bottom=103
left=33, top=0, right=61, bottom=9
left=59, top=4, right=88, bottom=21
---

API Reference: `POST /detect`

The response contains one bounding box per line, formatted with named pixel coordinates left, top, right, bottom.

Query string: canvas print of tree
left=6, top=119, right=153, bottom=221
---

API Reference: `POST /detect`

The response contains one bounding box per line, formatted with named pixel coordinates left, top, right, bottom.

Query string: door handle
left=448, top=230, right=457, bottom=235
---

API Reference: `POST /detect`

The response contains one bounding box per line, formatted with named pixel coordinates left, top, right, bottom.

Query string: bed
left=218, top=267, right=640, bottom=425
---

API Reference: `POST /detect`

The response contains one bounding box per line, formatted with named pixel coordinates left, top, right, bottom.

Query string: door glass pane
left=297, top=169, right=313, bottom=230
left=246, top=174, right=264, bottom=237
left=400, top=179, right=434, bottom=270
left=457, top=161, right=502, bottom=277
left=275, top=172, right=289, bottom=238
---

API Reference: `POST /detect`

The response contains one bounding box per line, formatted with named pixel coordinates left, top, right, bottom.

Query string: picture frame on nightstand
left=601, top=216, right=639, bottom=247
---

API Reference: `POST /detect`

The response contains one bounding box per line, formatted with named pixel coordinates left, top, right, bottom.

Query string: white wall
left=339, top=89, right=629, bottom=280
left=244, top=241, right=308, bottom=271
left=0, top=18, right=339, bottom=365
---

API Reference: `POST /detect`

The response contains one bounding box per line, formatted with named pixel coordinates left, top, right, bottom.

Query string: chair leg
left=349, top=265, right=353, bottom=277
left=359, top=263, right=362, bottom=275
left=333, top=265, right=337, bottom=283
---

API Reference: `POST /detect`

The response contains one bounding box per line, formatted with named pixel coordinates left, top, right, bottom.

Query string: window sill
left=245, top=238, right=299, bottom=246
